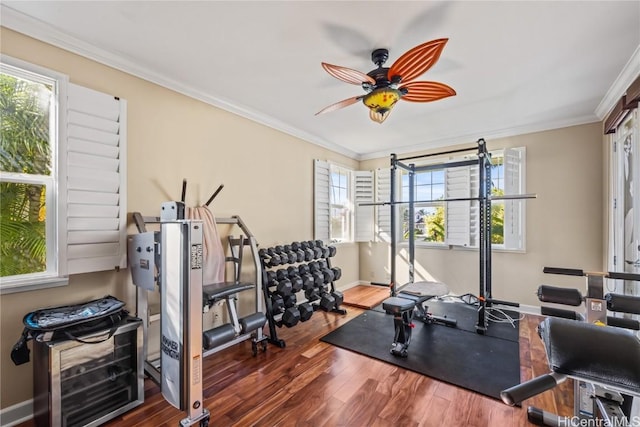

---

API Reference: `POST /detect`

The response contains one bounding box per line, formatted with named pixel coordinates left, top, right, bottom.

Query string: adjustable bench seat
left=397, top=281, right=449, bottom=303
left=539, top=316, right=640, bottom=394
left=202, top=282, right=255, bottom=304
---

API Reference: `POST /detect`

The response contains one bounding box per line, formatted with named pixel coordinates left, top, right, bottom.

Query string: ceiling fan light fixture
left=317, top=38, right=455, bottom=123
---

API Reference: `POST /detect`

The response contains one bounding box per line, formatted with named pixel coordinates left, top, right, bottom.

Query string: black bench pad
left=397, top=281, right=449, bottom=302
left=539, top=317, right=640, bottom=394
left=203, top=282, right=254, bottom=303
left=383, top=297, right=416, bottom=314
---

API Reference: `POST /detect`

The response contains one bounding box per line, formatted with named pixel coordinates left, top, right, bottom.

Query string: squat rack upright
left=387, top=138, right=511, bottom=334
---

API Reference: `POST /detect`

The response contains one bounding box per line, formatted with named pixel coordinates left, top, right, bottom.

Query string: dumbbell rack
left=260, top=240, right=346, bottom=347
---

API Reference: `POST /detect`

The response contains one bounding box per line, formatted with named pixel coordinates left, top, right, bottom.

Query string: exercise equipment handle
left=500, top=374, right=562, bottom=406
left=205, top=184, right=224, bottom=207
left=607, top=271, right=640, bottom=282
left=543, top=267, right=584, bottom=277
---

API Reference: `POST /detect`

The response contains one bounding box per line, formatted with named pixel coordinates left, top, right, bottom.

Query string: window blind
left=313, top=159, right=330, bottom=242
left=375, top=168, right=391, bottom=242
left=354, top=171, right=374, bottom=242
left=65, top=83, right=127, bottom=274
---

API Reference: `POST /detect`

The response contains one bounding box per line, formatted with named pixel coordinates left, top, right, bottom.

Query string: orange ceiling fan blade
left=321, top=62, right=376, bottom=85
left=400, top=81, right=456, bottom=102
left=316, top=96, right=362, bottom=115
left=388, top=39, right=449, bottom=84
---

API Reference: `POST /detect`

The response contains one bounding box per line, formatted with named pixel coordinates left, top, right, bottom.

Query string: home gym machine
left=129, top=217, right=210, bottom=426
left=128, top=184, right=267, bottom=425
left=364, top=138, right=535, bottom=355
left=503, top=266, right=640, bottom=426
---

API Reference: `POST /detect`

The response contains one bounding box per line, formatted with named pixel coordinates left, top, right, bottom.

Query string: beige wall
left=359, top=123, right=605, bottom=307
left=0, top=26, right=609, bottom=413
left=0, top=28, right=360, bottom=409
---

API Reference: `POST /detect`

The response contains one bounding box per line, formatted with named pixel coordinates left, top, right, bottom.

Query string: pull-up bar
left=397, top=138, right=487, bottom=162
left=360, top=193, right=537, bottom=207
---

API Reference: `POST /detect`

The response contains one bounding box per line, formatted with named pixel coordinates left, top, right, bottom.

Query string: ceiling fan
left=316, top=38, right=456, bottom=123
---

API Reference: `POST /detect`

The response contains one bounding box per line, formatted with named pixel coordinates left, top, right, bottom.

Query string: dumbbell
left=289, top=275, right=303, bottom=293
left=298, top=264, right=310, bottom=275
left=276, top=268, right=289, bottom=282
left=319, top=291, right=336, bottom=311
left=321, top=267, right=335, bottom=284
left=331, top=267, right=342, bottom=281
left=300, top=273, right=314, bottom=290
left=299, top=302, right=314, bottom=321
left=283, top=294, right=297, bottom=308
left=270, top=294, right=284, bottom=313
left=266, top=248, right=282, bottom=267
left=305, top=287, right=320, bottom=302
left=281, top=307, right=300, bottom=327
left=284, top=244, right=298, bottom=263
left=311, top=270, right=324, bottom=287
left=265, top=270, right=277, bottom=286
left=331, top=290, right=344, bottom=307
left=290, top=242, right=306, bottom=263
left=275, top=279, right=293, bottom=297
left=308, top=261, right=319, bottom=272
left=327, top=246, right=337, bottom=257
left=287, top=266, right=299, bottom=277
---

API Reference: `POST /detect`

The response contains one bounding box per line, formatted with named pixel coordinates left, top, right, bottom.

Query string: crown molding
left=359, top=114, right=600, bottom=161
left=595, top=44, right=640, bottom=119
left=0, top=5, right=359, bottom=160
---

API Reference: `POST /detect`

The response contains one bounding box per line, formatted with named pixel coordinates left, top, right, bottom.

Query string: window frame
left=0, top=56, right=69, bottom=293
left=328, top=163, right=354, bottom=244
left=395, top=147, right=526, bottom=252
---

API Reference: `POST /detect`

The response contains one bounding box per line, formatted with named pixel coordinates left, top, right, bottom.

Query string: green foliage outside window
left=0, top=73, right=51, bottom=277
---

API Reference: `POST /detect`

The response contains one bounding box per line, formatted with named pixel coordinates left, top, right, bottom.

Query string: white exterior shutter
left=445, top=166, right=471, bottom=246
left=314, top=159, right=330, bottom=242
left=65, top=83, right=127, bottom=274
left=504, top=148, right=525, bottom=250
left=469, top=164, right=480, bottom=248
left=375, top=168, right=391, bottom=242
left=354, top=171, right=374, bottom=242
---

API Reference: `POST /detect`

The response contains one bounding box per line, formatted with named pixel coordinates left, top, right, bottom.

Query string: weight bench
left=382, top=281, right=457, bottom=357
left=202, top=282, right=267, bottom=354
left=501, top=317, right=640, bottom=425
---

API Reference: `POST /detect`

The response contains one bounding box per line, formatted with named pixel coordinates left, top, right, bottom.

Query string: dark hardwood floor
left=17, top=287, right=573, bottom=426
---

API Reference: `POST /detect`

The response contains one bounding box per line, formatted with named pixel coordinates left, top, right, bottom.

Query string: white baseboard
left=0, top=399, right=33, bottom=427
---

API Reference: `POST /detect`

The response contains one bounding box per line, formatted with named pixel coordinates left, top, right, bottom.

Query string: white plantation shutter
left=503, top=148, right=525, bottom=250
left=469, top=165, right=480, bottom=247
left=375, top=168, right=391, bottom=242
left=445, top=167, right=471, bottom=246
left=65, top=83, right=127, bottom=274
left=314, top=159, right=330, bottom=242
left=354, top=171, right=374, bottom=242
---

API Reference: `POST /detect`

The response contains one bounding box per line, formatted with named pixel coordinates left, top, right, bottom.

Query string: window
left=400, top=169, right=446, bottom=243
left=314, top=160, right=357, bottom=243
left=0, top=56, right=127, bottom=293
left=1, top=59, right=64, bottom=290
left=392, top=148, right=526, bottom=251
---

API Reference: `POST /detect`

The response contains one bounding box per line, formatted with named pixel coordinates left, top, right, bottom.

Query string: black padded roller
left=537, top=285, right=583, bottom=306
left=607, top=316, right=640, bottom=330
left=605, top=293, right=640, bottom=315
left=203, top=324, right=236, bottom=350
left=239, top=312, right=267, bottom=334
left=540, top=306, right=582, bottom=320
left=500, top=374, right=560, bottom=406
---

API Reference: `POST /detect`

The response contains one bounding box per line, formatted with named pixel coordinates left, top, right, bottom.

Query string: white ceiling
left=2, top=1, right=639, bottom=160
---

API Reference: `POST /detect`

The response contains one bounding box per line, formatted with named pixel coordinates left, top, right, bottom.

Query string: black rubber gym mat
left=320, top=306, right=521, bottom=401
